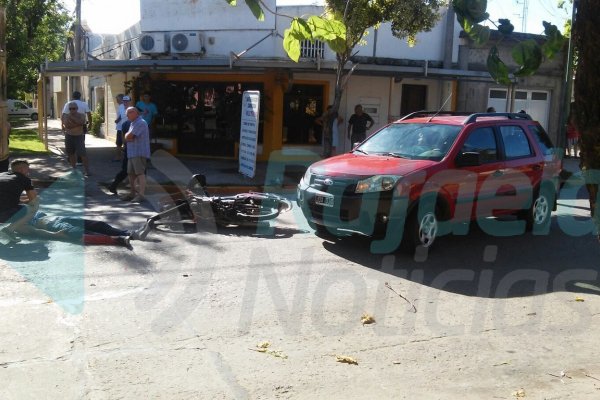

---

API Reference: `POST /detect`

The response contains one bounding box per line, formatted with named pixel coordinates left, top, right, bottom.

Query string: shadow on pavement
left=0, top=242, right=50, bottom=262
left=319, top=218, right=600, bottom=299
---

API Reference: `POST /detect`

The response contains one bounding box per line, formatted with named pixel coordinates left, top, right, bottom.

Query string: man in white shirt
left=114, top=94, right=131, bottom=160
left=61, top=91, right=92, bottom=133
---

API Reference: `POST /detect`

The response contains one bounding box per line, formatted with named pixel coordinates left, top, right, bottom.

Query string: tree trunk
left=573, top=0, right=600, bottom=233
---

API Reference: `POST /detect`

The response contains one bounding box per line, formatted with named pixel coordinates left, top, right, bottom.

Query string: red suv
left=296, top=112, right=562, bottom=253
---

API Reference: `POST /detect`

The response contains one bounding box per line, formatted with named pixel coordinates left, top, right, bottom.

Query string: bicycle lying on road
left=140, top=174, right=293, bottom=235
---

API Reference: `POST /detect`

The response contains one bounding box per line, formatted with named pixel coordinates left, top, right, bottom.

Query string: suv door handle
left=532, top=164, right=542, bottom=171
left=493, top=169, right=505, bottom=177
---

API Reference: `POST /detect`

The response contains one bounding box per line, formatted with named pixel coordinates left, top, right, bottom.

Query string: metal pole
left=74, top=0, right=82, bottom=92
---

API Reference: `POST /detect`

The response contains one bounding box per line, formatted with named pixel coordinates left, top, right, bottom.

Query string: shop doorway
left=283, top=84, right=325, bottom=145
left=400, top=84, right=427, bottom=116
left=151, top=80, right=264, bottom=157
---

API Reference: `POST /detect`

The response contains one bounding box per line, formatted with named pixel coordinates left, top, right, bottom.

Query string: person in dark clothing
left=0, top=121, right=10, bottom=173
left=0, top=159, right=38, bottom=243
left=347, top=104, right=374, bottom=146
left=15, top=211, right=141, bottom=249
left=107, top=119, right=131, bottom=195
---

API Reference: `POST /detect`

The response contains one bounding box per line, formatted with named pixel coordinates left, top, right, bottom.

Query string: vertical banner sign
left=239, top=90, right=260, bottom=178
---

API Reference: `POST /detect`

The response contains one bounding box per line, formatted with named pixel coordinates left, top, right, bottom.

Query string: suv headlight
left=355, top=175, right=401, bottom=193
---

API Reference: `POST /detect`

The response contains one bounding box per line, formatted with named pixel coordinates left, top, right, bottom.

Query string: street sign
left=238, top=90, right=260, bottom=178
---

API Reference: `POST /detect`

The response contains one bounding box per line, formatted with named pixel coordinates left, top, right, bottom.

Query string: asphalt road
left=1, top=121, right=600, bottom=399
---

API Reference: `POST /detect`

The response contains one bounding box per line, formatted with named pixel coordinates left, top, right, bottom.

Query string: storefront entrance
left=283, top=84, right=325, bottom=146
left=151, top=80, right=264, bottom=157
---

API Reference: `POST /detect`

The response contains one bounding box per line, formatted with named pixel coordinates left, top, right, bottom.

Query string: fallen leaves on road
left=575, top=296, right=585, bottom=302
left=249, top=341, right=288, bottom=359
left=512, top=388, right=526, bottom=397
left=361, top=313, right=376, bottom=325
left=385, top=282, right=417, bottom=313
left=335, top=355, right=358, bottom=365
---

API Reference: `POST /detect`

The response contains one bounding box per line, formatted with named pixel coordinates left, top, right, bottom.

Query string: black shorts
left=0, top=205, right=26, bottom=223
left=65, top=134, right=87, bottom=156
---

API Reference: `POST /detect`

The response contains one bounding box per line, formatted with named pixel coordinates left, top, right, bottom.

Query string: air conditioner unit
left=139, top=32, right=168, bottom=54
left=170, top=31, right=204, bottom=54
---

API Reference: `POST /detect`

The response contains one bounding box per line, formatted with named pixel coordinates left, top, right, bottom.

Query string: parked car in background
left=297, top=111, right=562, bottom=253
left=7, top=99, right=38, bottom=120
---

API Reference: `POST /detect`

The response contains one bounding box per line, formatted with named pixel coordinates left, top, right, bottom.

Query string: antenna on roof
left=427, top=92, right=453, bottom=122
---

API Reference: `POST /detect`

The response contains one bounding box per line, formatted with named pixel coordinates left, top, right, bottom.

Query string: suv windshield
left=357, top=123, right=462, bottom=160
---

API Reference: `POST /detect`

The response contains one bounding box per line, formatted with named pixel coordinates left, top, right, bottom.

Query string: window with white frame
left=300, top=40, right=325, bottom=59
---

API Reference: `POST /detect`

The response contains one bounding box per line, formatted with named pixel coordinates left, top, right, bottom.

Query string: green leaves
left=4, top=0, right=71, bottom=97
left=283, top=18, right=311, bottom=62
left=512, top=39, right=542, bottom=76
left=541, top=21, right=566, bottom=59
left=244, top=0, right=265, bottom=21
left=453, top=0, right=565, bottom=86
left=452, top=0, right=489, bottom=23
left=498, top=19, right=514, bottom=35
left=283, top=16, right=347, bottom=62
left=454, top=0, right=490, bottom=46
left=487, top=46, right=511, bottom=85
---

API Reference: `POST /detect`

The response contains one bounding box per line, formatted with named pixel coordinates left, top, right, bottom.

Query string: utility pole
left=72, top=0, right=82, bottom=93
left=0, top=6, right=8, bottom=171
left=515, top=0, right=529, bottom=32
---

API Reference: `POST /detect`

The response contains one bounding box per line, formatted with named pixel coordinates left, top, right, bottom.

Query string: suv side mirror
left=455, top=151, right=481, bottom=167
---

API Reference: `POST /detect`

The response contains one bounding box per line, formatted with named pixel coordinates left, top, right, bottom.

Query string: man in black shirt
left=0, top=159, right=38, bottom=243
left=347, top=104, right=374, bottom=146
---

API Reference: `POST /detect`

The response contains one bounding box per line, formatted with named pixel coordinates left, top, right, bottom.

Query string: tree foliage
left=452, top=0, right=566, bottom=85
left=1, top=0, right=71, bottom=98
left=280, top=0, right=443, bottom=156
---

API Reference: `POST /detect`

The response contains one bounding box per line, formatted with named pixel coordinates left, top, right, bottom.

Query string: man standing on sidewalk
left=347, top=104, right=374, bottom=146
left=61, top=91, right=91, bottom=132
left=61, top=101, right=91, bottom=176
left=124, top=107, right=150, bottom=203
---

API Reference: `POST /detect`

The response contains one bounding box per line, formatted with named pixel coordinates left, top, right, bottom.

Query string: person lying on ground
left=14, top=211, right=153, bottom=249
left=0, top=159, right=39, bottom=243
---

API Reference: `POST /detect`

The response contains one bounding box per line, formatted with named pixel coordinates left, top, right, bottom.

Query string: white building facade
left=42, top=0, right=567, bottom=159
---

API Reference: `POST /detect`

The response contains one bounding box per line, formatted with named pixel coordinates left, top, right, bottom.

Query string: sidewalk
left=23, top=119, right=312, bottom=194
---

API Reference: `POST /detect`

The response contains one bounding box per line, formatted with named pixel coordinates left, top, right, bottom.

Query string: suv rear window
left=499, top=126, right=533, bottom=159
left=528, top=124, right=556, bottom=156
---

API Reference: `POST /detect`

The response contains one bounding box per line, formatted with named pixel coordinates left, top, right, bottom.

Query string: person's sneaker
left=0, top=228, right=21, bottom=244
left=108, top=185, right=118, bottom=195
left=130, top=219, right=154, bottom=240
left=131, top=195, right=145, bottom=203
left=115, top=236, right=133, bottom=250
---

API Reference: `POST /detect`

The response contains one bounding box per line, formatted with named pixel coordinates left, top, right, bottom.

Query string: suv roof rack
left=399, top=111, right=533, bottom=124
left=400, top=111, right=473, bottom=121
left=463, top=112, right=532, bottom=124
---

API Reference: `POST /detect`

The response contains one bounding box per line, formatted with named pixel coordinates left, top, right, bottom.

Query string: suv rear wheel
left=524, top=187, right=553, bottom=233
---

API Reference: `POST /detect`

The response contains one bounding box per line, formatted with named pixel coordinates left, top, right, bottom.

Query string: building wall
left=140, top=0, right=276, bottom=32
left=135, top=2, right=459, bottom=65
left=61, top=3, right=567, bottom=158
left=456, top=36, right=566, bottom=144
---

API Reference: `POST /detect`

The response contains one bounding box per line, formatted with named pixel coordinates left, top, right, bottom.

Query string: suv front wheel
left=402, top=198, right=440, bottom=252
